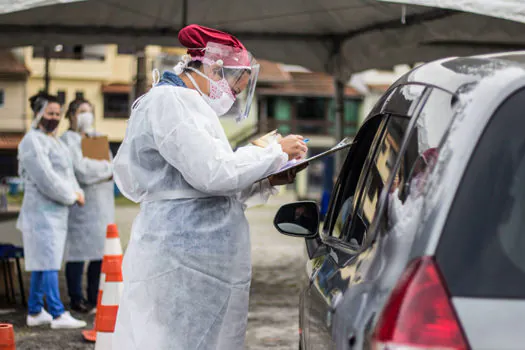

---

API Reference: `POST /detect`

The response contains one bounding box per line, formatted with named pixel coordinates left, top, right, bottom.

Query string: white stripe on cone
left=104, top=238, right=122, bottom=255
left=94, top=332, right=113, bottom=350
left=101, top=282, right=123, bottom=306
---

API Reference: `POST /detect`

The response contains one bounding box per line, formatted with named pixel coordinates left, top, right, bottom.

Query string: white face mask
left=77, top=112, right=94, bottom=133
left=185, top=69, right=236, bottom=117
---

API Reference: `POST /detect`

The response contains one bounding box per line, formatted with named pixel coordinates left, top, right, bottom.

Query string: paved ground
left=0, top=192, right=307, bottom=349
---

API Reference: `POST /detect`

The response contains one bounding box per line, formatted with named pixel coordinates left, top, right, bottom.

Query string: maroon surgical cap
left=178, top=24, right=246, bottom=58
left=178, top=24, right=251, bottom=67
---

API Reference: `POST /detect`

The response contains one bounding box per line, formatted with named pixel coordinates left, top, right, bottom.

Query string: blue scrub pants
left=28, top=271, right=65, bottom=318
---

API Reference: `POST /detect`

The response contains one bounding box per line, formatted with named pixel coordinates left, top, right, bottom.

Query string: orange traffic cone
left=94, top=225, right=124, bottom=350
left=82, top=224, right=123, bottom=343
left=0, top=323, right=15, bottom=350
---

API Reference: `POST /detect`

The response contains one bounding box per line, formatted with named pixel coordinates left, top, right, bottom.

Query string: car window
left=437, top=87, right=525, bottom=298
left=344, top=116, right=411, bottom=245
left=378, top=88, right=457, bottom=237
left=325, top=116, right=385, bottom=239
left=325, top=84, right=428, bottom=244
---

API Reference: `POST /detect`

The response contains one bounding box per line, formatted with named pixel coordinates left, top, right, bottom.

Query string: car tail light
left=371, top=256, right=469, bottom=350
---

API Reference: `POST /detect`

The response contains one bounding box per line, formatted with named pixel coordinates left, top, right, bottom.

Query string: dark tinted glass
left=346, top=116, right=410, bottom=245
left=326, top=116, right=383, bottom=239
left=381, top=84, right=426, bottom=117
left=437, top=88, right=525, bottom=298
left=380, top=88, right=456, bottom=234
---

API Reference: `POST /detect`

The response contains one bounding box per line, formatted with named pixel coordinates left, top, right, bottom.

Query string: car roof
left=360, top=51, right=525, bottom=127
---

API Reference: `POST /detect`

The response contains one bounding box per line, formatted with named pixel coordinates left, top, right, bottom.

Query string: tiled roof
left=257, top=71, right=361, bottom=97
left=0, top=50, right=29, bottom=78
left=101, top=83, right=131, bottom=94
left=0, top=133, right=24, bottom=150
left=258, top=59, right=291, bottom=84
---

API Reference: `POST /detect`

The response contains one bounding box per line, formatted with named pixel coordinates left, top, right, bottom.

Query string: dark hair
left=29, top=92, right=61, bottom=116
left=65, top=98, right=92, bottom=120
left=183, top=60, right=203, bottom=73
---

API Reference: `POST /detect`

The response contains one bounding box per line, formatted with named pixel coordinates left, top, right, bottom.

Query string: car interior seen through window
left=380, top=88, right=457, bottom=237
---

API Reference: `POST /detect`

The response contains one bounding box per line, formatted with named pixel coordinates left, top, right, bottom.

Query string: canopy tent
left=3, top=0, right=525, bottom=167
left=3, top=0, right=525, bottom=79
left=381, top=0, right=525, bottom=24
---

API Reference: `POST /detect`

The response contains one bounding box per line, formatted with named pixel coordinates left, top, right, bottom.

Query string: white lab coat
left=112, top=85, right=287, bottom=350
left=61, top=130, right=114, bottom=262
left=16, top=129, right=83, bottom=271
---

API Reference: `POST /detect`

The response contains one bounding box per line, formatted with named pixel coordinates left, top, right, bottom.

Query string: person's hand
left=279, top=135, right=308, bottom=160
left=75, top=192, right=85, bottom=206
left=269, top=163, right=308, bottom=186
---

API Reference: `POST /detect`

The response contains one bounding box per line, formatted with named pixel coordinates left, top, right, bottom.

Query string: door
left=304, top=84, right=429, bottom=349
left=304, top=115, right=387, bottom=349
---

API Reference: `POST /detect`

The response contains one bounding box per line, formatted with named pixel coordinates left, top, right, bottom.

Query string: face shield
left=200, top=42, right=260, bottom=122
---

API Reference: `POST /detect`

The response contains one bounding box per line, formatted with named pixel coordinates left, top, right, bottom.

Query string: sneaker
left=50, top=311, right=87, bottom=329
left=27, top=309, right=53, bottom=327
left=88, top=307, right=97, bottom=315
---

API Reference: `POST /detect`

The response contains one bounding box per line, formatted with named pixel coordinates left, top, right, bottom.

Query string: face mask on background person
left=40, top=118, right=60, bottom=133
left=76, top=112, right=94, bottom=133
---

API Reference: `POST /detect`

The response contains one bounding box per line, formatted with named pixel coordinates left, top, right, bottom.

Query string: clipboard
left=262, top=137, right=354, bottom=180
left=81, top=135, right=110, bottom=161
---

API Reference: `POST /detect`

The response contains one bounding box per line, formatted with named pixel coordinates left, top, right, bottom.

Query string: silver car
left=274, top=52, right=525, bottom=350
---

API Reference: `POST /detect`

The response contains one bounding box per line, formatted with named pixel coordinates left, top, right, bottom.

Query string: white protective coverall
left=17, top=129, right=83, bottom=271
left=60, top=130, right=114, bottom=262
left=112, top=85, right=288, bottom=350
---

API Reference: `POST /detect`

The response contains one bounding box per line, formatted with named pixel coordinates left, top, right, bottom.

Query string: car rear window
left=437, top=87, right=525, bottom=298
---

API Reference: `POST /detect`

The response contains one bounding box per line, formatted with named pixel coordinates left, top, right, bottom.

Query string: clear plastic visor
left=201, top=42, right=259, bottom=122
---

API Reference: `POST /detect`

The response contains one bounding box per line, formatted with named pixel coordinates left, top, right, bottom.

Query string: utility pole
left=44, top=46, right=50, bottom=93
left=331, top=39, right=346, bottom=172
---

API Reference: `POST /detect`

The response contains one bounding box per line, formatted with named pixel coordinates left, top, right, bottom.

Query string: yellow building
left=0, top=50, right=29, bottom=178
left=23, top=44, right=166, bottom=145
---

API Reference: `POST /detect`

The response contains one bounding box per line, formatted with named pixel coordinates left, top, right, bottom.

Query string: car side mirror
left=274, top=201, right=319, bottom=238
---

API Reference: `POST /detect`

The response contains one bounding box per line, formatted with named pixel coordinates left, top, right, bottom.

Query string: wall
left=23, top=45, right=141, bottom=142
left=0, top=79, right=26, bottom=132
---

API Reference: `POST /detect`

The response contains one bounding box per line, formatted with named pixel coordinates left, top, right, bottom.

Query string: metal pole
left=182, top=0, right=188, bottom=27
left=333, top=77, right=345, bottom=172
left=43, top=46, right=50, bottom=93
left=134, top=47, right=147, bottom=99
left=331, top=38, right=345, bottom=172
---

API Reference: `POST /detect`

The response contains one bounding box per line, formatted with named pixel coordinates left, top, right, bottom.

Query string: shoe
left=88, top=307, right=97, bottom=315
left=27, top=309, right=53, bottom=327
left=70, top=300, right=92, bottom=314
left=50, top=311, right=87, bottom=329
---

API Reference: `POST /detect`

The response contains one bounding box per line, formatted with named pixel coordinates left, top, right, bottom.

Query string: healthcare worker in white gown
left=61, top=98, right=114, bottom=312
left=17, top=92, right=87, bottom=329
left=112, top=24, right=308, bottom=349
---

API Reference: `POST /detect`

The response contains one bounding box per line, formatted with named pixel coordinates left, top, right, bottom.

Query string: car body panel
left=294, top=51, right=525, bottom=350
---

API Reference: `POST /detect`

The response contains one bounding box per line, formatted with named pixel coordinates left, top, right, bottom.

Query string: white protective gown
left=60, top=130, right=114, bottom=262
left=112, top=85, right=288, bottom=350
left=16, top=129, right=83, bottom=271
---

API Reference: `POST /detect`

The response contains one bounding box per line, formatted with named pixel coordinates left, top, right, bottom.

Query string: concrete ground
left=0, top=192, right=307, bottom=349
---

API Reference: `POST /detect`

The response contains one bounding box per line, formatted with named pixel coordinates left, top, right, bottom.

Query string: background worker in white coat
left=112, top=24, right=307, bottom=349
left=17, top=92, right=87, bottom=329
left=61, top=98, right=114, bottom=313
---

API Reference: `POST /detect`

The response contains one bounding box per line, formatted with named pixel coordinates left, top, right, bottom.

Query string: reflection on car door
left=305, top=116, right=388, bottom=349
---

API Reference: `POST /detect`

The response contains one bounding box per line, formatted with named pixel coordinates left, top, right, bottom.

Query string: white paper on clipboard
left=262, top=137, right=354, bottom=180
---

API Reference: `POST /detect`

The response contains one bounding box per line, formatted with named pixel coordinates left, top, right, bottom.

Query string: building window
left=57, top=90, right=66, bottom=105
left=75, top=91, right=84, bottom=100
left=295, top=97, right=328, bottom=135
left=117, top=45, right=136, bottom=55
left=33, top=45, right=105, bottom=61
left=0, top=89, right=4, bottom=108
left=104, top=93, right=130, bottom=119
